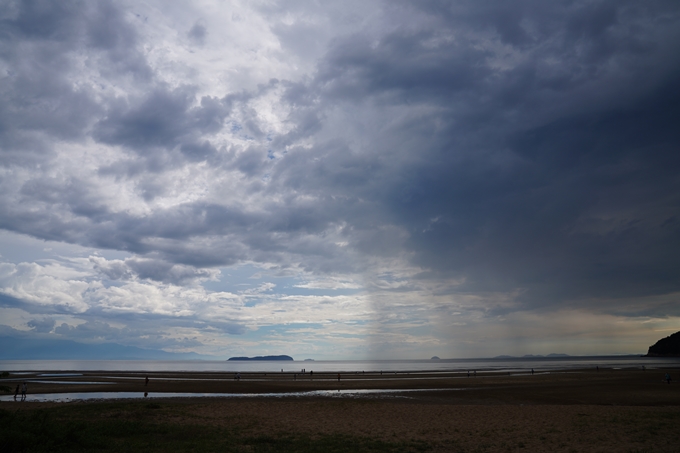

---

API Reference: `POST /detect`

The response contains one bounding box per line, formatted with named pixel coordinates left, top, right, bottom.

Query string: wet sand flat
left=3, top=368, right=680, bottom=404
left=2, top=368, right=680, bottom=452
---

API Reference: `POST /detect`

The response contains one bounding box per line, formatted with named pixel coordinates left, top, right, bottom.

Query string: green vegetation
left=0, top=402, right=430, bottom=452
left=2, top=390, right=679, bottom=452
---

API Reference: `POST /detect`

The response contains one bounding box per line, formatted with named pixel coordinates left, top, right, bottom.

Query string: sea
left=1, top=356, right=679, bottom=373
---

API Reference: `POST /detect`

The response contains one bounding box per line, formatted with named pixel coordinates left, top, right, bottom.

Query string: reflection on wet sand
left=1, top=366, right=678, bottom=408
left=0, top=387, right=454, bottom=403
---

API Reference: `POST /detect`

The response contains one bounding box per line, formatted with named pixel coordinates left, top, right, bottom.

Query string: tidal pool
left=0, top=387, right=454, bottom=403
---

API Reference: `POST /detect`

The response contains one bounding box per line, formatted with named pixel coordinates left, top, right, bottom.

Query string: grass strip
left=0, top=402, right=430, bottom=453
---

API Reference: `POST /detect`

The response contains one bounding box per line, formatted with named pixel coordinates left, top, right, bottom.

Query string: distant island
left=430, top=356, right=440, bottom=360
left=228, top=355, right=294, bottom=361
left=647, top=331, right=680, bottom=357
left=304, top=358, right=315, bottom=361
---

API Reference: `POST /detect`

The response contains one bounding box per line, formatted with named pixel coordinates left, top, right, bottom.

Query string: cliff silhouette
left=646, top=331, right=680, bottom=357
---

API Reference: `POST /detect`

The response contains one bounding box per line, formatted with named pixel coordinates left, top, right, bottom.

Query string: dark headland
left=228, top=355, right=294, bottom=361
left=646, top=331, right=680, bottom=357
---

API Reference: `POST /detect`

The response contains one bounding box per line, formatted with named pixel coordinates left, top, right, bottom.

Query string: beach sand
left=2, top=368, right=679, bottom=451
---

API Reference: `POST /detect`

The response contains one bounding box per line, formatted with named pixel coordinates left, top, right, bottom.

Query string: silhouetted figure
left=21, top=382, right=27, bottom=401
left=145, top=375, right=149, bottom=386
left=467, top=370, right=470, bottom=377
left=337, top=373, right=341, bottom=382
left=144, top=392, right=148, bottom=397
left=665, top=373, right=672, bottom=384
left=531, top=368, right=534, bottom=375
left=14, top=384, right=19, bottom=401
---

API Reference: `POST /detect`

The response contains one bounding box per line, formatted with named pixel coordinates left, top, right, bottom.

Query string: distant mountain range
left=228, top=355, right=294, bottom=361
left=0, top=336, right=208, bottom=360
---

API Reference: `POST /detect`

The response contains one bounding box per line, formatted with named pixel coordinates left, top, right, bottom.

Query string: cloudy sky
left=1, top=0, right=679, bottom=360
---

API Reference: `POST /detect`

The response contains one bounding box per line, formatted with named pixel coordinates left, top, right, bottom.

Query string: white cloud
left=0, top=262, right=91, bottom=312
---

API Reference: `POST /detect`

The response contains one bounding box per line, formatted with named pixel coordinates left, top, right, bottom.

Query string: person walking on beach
left=14, top=384, right=19, bottom=401
left=337, top=373, right=340, bottom=382
left=21, top=382, right=27, bottom=401
left=145, top=375, right=149, bottom=386
left=531, top=368, right=534, bottom=375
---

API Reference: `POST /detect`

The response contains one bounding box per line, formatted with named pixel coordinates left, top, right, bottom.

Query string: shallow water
left=0, top=387, right=453, bottom=403
left=3, top=380, right=115, bottom=385
left=1, top=356, right=677, bottom=374
left=39, top=373, right=83, bottom=377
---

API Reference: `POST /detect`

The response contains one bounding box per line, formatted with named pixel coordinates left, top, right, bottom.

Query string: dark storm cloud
left=0, top=0, right=151, bottom=162
left=316, top=32, right=491, bottom=103
left=94, top=86, right=229, bottom=154
left=278, top=0, right=680, bottom=311
left=19, top=176, right=109, bottom=220
left=93, top=83, right=278, bottom=175
left=92, top=87, right=236, bottom=178
left=95, top=87, right=200, bottom=149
